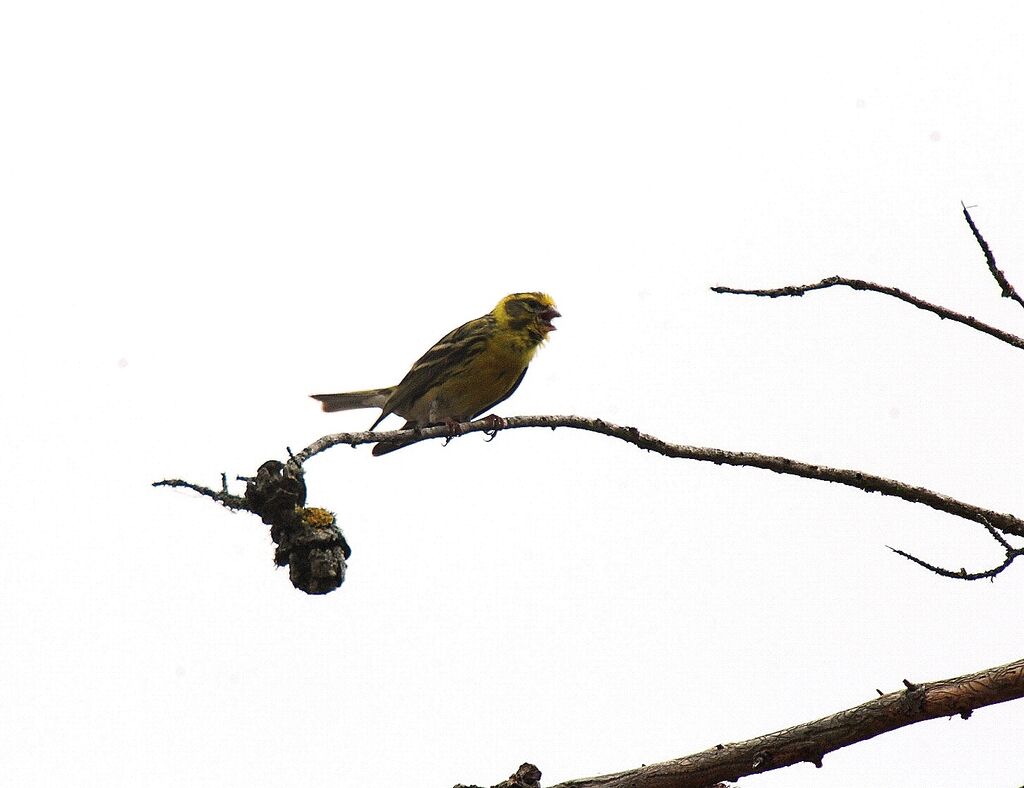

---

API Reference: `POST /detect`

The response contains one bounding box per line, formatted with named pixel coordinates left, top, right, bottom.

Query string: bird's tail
left=310, top=387, right=394, bottom=413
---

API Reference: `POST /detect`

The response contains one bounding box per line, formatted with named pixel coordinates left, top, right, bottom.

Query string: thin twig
left=711, top=276, right=1024, bottom=350
left=291, top=415, right=1024, bottom=539
left=152, top=478, right=247, bottom=510
left=542, top=657, right=1024, bottom=787
left=979, top=514, right=1013, bottom=550
left=886, top=544, right=1022, bottom=581
left=963, top=202, right=1024, bottom=310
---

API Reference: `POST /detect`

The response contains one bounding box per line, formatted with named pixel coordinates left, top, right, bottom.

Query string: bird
left=311, top=292, right=560, bottom=455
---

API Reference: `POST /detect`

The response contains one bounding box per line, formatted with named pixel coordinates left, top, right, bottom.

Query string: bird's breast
left=429, top=334, right=534, bottom=420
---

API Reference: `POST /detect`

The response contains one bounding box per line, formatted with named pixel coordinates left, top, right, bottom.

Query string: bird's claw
left=482, top=414, right=507, bottom=442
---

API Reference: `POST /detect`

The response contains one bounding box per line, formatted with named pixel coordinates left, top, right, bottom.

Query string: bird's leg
left=481, top=414, right=507, bottom=442
left=441, top=417, right=465, bottom=447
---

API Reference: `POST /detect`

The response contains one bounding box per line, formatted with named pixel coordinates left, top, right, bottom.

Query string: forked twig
left=153, top=478, right=247, bottom=510
left=713, top=203, right=1024, bottom=349
left=888, top=516, right=1024, bottom=581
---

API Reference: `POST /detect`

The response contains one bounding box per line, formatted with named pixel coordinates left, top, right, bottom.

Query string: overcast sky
left=3, top=3, right=1024, bottom=787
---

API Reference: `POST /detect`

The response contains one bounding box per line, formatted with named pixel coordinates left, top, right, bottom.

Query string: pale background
left=3, top=2, right=1023, bottom=786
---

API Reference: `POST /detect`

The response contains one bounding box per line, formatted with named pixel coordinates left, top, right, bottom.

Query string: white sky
left=3, top=2, right=1024, bottom=786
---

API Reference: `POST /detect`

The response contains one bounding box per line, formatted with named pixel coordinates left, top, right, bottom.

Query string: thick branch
left=545, top=657, right=1024, bottom=788
left=711, top=276, right=1024, bottom=351
left=963, top=202, right=1024, bottom=310
left=295, top=415, right=1024, bottom=540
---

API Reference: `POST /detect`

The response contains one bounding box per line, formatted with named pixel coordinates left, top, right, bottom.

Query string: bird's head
left=494, top=292, right=561, bottom=343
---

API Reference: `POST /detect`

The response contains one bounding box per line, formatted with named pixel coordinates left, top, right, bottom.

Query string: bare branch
left=963, top=202, right=1024, bottom=310
left=542, top=657, right=1024, bottom=788
left=294, top=415, right=1024, bottom=540
left=711, top=276, right=1024, bottom=351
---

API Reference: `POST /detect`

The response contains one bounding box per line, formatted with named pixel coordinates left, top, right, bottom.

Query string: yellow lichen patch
left=300, top=507, right=336, bottom=527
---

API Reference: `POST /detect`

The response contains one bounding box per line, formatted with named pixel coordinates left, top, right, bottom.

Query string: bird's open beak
left=539, top=307, right=561, bottom=333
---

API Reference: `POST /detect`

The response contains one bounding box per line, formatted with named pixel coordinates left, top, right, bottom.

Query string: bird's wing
left=371, top=313, right=494, bottom=429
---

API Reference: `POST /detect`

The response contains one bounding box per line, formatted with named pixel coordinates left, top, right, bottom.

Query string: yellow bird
left=312, top=292, right=560, bottom=455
